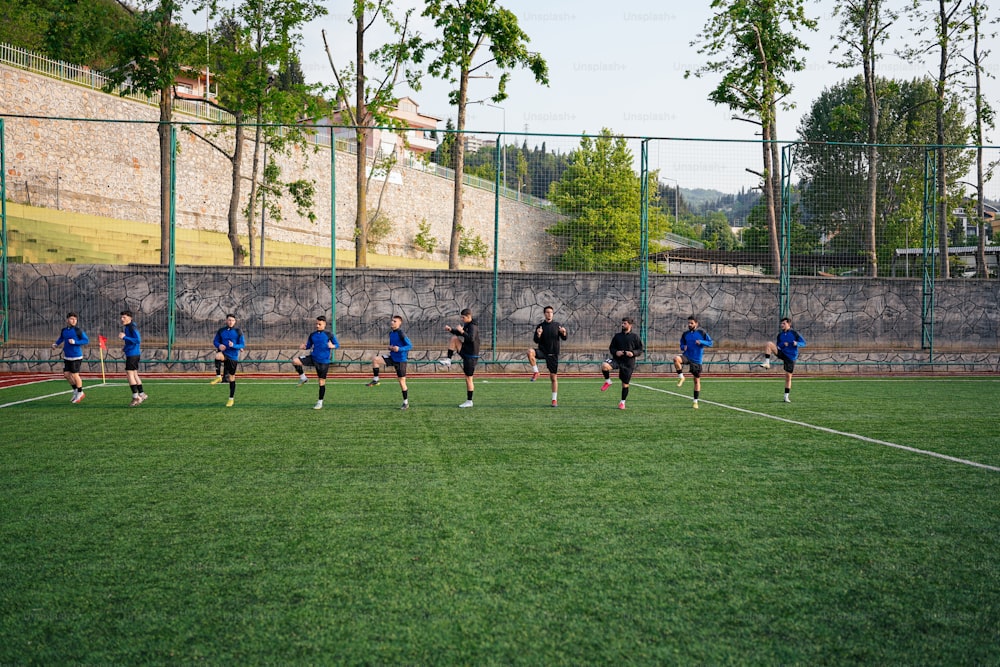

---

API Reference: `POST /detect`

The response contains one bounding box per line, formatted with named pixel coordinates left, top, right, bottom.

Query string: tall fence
left=2, top=60, right=1000, bottom=363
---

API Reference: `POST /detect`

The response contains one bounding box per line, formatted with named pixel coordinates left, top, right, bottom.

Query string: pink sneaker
left=618, top=400, right=626, bottom=410
left=531, top=371, right=539, bottom=382
left=601, top=380, right=612, bottom=392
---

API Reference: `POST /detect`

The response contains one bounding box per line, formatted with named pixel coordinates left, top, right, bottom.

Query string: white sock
left=552, top=392, right=557, bottom=401
left=532, top=365, right=539, bottom=372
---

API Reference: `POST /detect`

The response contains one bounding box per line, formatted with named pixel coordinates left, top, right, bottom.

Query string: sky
left=183, top=0, right=1000, bottom=193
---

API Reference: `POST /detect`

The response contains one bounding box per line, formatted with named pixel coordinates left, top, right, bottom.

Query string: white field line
left=632, top=383, right=1000, bottom=473
left=0, top=382, right=115, bottom=409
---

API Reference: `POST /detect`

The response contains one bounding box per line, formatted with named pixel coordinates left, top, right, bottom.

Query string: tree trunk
left=228, top=117, right=245, bottom=266
left=449, top=71, right=470, bottom=270
left=354, top=13, right=368, bottom=268
left=935, top=0, right=950, bottom=279
left=247, top=112, right=264, bottom=267
left=864, top=33, right=879, bottom=278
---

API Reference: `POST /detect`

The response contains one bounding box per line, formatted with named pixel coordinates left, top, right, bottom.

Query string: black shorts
left=535, top=350, right=559, bottom=375
left=776, top=350, right=796, bottom=374
left=461, top=355, right=478, bottom=377
left=679, top=355, right=703, bottom=378
left=379, top=355, right=407, bottom=378
left=124, top=355, right=141, bottom=371
left=298, top=355, right=330, bottom=379
left=605, top=358, right=636, bottom=384
left=223, top=358, right=239, bottom=377
left=63, top=359, right=82, bottom=374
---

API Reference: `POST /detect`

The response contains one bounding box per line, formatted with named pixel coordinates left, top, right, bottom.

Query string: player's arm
left=77, top=330, right=89, bottom=345
left=795, top=332, right=806, bottom=347
left=700, top=331, right=713, bottom=348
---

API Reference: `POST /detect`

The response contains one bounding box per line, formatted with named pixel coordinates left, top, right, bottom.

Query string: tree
left=105, top=0, right=199, bottom=265
left=688, top=0, right=817, bottom=276
left=831, top=0, right=897, bottom=276
left=701, top=213, right=739, bottom=250
left=422, top=0, right=549, bottom=269
left=958, top=0, right=997, bottom=277
left=202, top=0, right=326, bottom=266
left=323, top=1, right=423, bottom=268
left=904, top=0, right=971, bottom=278
left=546, top=130, right=669, bottom=271
left=796, top=76, right=971, bottom=268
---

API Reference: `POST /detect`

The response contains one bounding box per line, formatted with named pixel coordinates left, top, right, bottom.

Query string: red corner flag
left=98, top=335, right=108, bottom=350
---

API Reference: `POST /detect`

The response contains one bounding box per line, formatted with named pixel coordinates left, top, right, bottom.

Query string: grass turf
left=1, top=375, right=998, bottom=664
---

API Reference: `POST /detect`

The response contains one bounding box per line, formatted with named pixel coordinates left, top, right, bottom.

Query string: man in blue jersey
left=673, top=315, right=713, bottom=409
left=760, top=317, right=806, bottom=403
left=52, top=312, right=89, bottom=404
left=366, top=314, right=413, bottom=410
left=119, top=310, right=147, bottom=407
left=212, top=314, right=245, bottom=407
left=293, top=315, right=339, bottom=410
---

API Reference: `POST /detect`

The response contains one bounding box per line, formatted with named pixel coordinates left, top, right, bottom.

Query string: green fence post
left=779, top=144, right=793, bottom=318
left=639, top=139, right=650, bottom=344
left=492, top=133, right=502, bottom=362
left=0, top=118, right=8, bottom=344
left=330, top=131, right=337, bottom=335
left=922, top=149, right=937, bottom=357
left=167, top=125, right=177, bottom=360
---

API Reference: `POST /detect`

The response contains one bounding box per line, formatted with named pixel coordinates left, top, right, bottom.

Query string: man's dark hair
left=622, top=316, right=635, bottom=326
left=780, top=317, right=791, bottom=325
left=687, top=314, right=699, bottom=323
left=66, top=312, right=78, bottom=318
left=461, top=308, right=472, bottom=317
left=226, top=313, right=237, bottom=319
left=316, top=315, right=327, bottom=322
left=121, top=310, right=133, bottom=318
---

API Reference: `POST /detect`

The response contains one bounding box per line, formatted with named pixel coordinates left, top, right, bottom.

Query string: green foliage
left=700, top=213, right=739, bottom=250
left=458, top=225, right=489, bottom=259
left=413, top=219, right=438, bottom=254
left=364, top=209, right=393, bottom=246
left=547, top=129, right=669, bottom=271
left=0, top=0, right=131, bottom=69
left=796, top=75, right=972, bottom=264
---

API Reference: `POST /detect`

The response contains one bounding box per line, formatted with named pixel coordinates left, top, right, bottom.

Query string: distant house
left=172, top=65, right=216, bottom=101
left=316, top=96, right=440, bottom=162
left=954, top=199, right=998, bottom=241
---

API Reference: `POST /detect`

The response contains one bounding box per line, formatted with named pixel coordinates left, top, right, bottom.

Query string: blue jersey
left=679, top=328, right=713, bottom=365
left=776, top=329, right=806, bottom=361
left=213, top=326, right=245, bottom=361
left=304, top=330, right=338, bottom=364
left=55, top=326, right=89, bottom=360
left=122, top=322, right=141, bottom=357
left=388, top=328, right=412, bottom=363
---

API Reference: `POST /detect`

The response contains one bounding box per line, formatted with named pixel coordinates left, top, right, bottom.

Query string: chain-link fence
left=2, top=109, right=1000, bottom=359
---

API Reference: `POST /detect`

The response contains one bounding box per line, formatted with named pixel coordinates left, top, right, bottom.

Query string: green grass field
left=2, top=374, right=998, bottom=664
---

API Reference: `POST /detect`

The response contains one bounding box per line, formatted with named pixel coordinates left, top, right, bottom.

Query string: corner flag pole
left=98, top=335, right=107, bottom=385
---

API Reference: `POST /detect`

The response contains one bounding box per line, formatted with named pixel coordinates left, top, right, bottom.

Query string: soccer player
left=119, top=310, right=147, bottom=407
left=441, top=308, right=481, bottom=408
left=673, top=315, right=713, bottom=409
left=212, top=314, right=245, bottom=407
left=600, top=316, right=643, bottom=410
left=366, top=314, right=413, bottom=410
left=52, top=312, right=89, bottom=404
left=292, top=315, right=339, bottom=410
left=527, top=305, right=568, bottom=407
left=760, top=317, right=806, bottom=403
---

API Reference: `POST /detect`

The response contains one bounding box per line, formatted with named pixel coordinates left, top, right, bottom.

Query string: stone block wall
left=0, top=63, right=561, bottom=270
left=3, top=264, right=998, bottom=373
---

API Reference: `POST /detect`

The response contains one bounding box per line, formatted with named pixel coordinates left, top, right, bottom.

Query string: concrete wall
left=3, top=264, right=998, bottom=372
left=0, top=63, right=561, bottom=270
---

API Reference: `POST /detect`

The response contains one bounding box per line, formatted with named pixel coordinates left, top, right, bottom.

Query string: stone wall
left=0, top=63, right=561, bottom=270
left=3, top=264, right=998, bottom=372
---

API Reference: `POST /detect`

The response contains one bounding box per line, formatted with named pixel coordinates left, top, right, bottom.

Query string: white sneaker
left=676, top=374, right=685, bottom=387
left=71, top=392, right=85, bottom=404
left=458, top=400, right=473, bottom=408
left=693, top=400, right=699, bottom=409
left=313, top=401, right=323, bottom=410
left=784, top=395, right=791, bottom=403
left=138, top=392, right=148, bottom=403
left=760, top=361, right=771, bottom=369
left=297, top=376, right=308, bottom=386
left=438, top=358, right=452, bottom=366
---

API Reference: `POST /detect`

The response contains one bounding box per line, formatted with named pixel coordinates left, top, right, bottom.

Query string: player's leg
left=691, top=364, right=703, bottom=408
left=368, top=355, right=385, bottom=386
left=397, top=362, right=409, bottom=409
left=314, top=363, right=329, bottom=409
left=211, top=352, right=224, bottom=383
left=600, top=359, right=613, bottom=391
left=528, top=348, right=540, bottom=381
left=761, top=341, right=778, bottom=368
left=292, top=355, right=308, bottom=385
left=458, top=358, right=476, bottom=407
left=674, top=355, right=686, bottom=386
